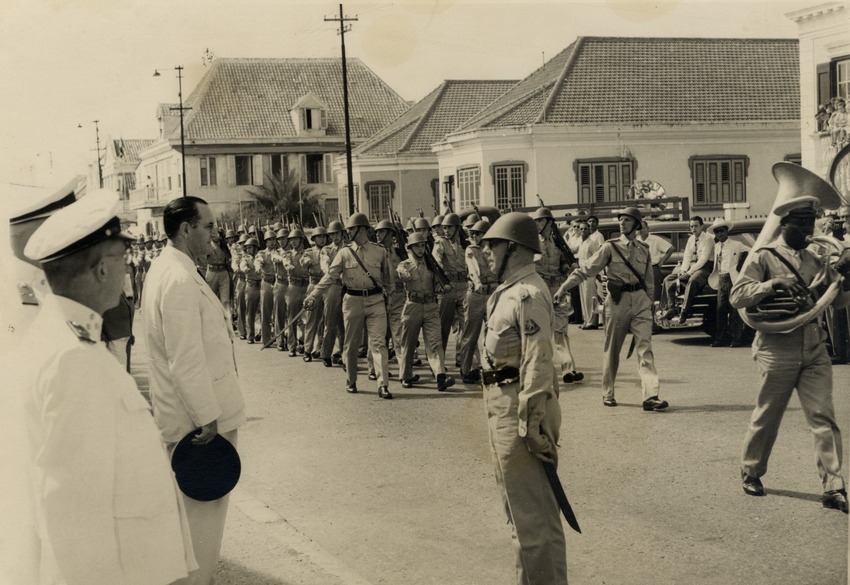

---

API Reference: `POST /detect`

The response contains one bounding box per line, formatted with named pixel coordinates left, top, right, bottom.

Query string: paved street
left=133, top=322, right=849, bottom=585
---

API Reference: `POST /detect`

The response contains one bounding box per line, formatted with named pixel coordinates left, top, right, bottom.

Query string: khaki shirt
left=303, top=246, right=325, bottom=279
left=432, top=237, right=467, bottom=280
left=397, top=257, right=435, bottom=294
left=271, top=249, right=288, bottom=279
left=205, top=245, right=229, bottom=268
left=534, top=235, right=569, bottom=280
left=309, top=241, right=394, bottom=297
left=484, top=264, right=558, bottom=437
left=239, top=253, right=261, bottom=281
left=563, top=235, right=653, bottom=293
left=465, top=244, right=497, bottom=290
left=253, top=249, right=276, bottom=277
left=282, top=249, right=310, bottom=280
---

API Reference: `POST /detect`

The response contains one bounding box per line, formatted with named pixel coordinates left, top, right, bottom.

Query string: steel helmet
left=470, top=219, right=491, bottom=233
left=237, top=233, right=248, bottom=244
left=413, top=218, right=430, bottom=230
left=375, top=219, right=396, bottom=232
left=237, top=224, right=246, bottom=234
left=272, top=221, right=283, bottom=231
left=531, top=207, right=554, bottom=220
left=481, top=212, right=542, bottom=253
left=288, top=228, right=307, bottom=240
left=275, top=228, right=289, bottom=239
left=442, top=213, right=462, bottom=227
left=263, top=230, right=276, bottom=240
left=327, top=220, right=344, bottom=233
left=310, top=227, right=328, bottom=240
left=432, top=214, right=445, bottom=226
left=406, top=232, right=429, bottom=248
left=617, top=207, right=643, bottom=224
left=462, top=213, right=480, bottom=228
left=244, top=237, right=259, bottom=248
left=225, top=229, right=236, bottom=238
left=247, top=225, right=258, bottom=234
left=345, top=213, right=371, bottom=229
left=406, top=218, right=416, bottom=231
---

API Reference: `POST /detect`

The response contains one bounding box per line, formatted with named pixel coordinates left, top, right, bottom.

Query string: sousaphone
left=737, top=156, right=849, bottom=334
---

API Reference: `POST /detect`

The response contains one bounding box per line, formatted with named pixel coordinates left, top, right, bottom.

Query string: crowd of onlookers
left=816, top=96, right=849, bottom=147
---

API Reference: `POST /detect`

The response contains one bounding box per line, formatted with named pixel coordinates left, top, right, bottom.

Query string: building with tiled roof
left=434, top=36, right=803, bottom=220
left=341, top=79, right=517, bottom=222
left=130, top=58, right=410, bottom=233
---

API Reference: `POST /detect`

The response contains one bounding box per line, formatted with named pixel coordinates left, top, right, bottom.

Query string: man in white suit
left=143, top=196, right=246, bottom=585
left=14, top=190, right=196, bottom=585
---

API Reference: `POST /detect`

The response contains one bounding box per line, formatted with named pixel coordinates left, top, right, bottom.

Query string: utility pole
left=78, top=120, right=104, bottom=188
left=325, top=4, right=358, bottom=215
left=154, top=66, right=191, bottom=197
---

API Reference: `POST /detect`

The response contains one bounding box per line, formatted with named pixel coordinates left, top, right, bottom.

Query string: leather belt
left=207, top=264, right=227, bottom=272
left=481, top=366, right=520, bottom=386
left=289, top=277, right=308, bottom=287
left=236, top=273, right=246, bottom=281
left=309, top=276, right=321, bottom=285
left=475, top=283, right=496, bottom=294
left=246, top=279, right=261, bottom=288
left=620, top=283, right=643, bottom=292
left=542, top=275, right=562, bottom=287
left=406, top=291, right=437, bottom=304
left=345, top=287, right=382, bottom=297
left=262, top=275, right=275, bottom=284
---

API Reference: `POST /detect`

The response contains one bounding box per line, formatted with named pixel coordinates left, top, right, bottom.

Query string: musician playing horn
left=731, top=186, right=850, bottom=513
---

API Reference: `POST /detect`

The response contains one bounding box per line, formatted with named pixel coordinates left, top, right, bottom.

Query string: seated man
left=662, top=216, right=714, bottom=323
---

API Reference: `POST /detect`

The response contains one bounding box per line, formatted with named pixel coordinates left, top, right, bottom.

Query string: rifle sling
left=608, top=241, right=649, bottom=291
left=346, top=246, right=384, bottom=292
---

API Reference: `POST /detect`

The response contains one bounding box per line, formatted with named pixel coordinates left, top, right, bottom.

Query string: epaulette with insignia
left=66, top=321, right=96, bottom=344
left=523, top=318, right=540, bottom=336
left=18, top=283, right=38, bottom=306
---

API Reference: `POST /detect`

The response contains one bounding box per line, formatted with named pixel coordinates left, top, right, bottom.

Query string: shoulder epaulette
left=18, top=283, right=38, bottom=306
left=66, top=321, right=96, bottom=344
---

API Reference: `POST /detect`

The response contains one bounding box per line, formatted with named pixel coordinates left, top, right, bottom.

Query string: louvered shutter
left=252, top=155, right=264, bottom=185
left=299, top=154, right=307, bottom=183
left=226, top=155, right=236, bottom=187
left=323, top=154, right=334, bottom=183
left=320, top=109, right=328, bottom=130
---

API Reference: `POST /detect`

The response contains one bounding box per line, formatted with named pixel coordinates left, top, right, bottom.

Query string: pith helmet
left=311, top=227, right=328, bottom=240
left=470, top=219, right=490, bottom=233
left=413, top=218, right=430, bottom=230
left=244, top=237, right=259, bottom=248
left=406, top=232, right=429, bottom=248
left=327, top=220, right=344, bottom=233
left=432, top=214, right=445, bottom=226
left=345, top=213, right=371, bottom=229
left=482, top=212, right=542, bottom=254
left=617, top=207, right=643, bottom=224
left=375, top=219, right=396, bottom=232
left=442, top=213, right=462, bottom=227
left=276, top=228, right=289, bottom=239
left=462, top=213, right=480, bottom=228
left=531, top=207, right=554, bottom=220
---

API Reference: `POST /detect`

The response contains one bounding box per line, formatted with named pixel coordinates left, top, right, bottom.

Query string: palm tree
left=247, top=169, right=321, bottom=227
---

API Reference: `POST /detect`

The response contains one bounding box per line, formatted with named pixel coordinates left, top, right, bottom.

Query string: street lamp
left=153, top=66, right=190, bottom=197
left=78, top=120, right=104, bottom=188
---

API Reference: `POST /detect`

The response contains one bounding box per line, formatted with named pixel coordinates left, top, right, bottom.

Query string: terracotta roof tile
left=113, top=139, right=155, bottom=163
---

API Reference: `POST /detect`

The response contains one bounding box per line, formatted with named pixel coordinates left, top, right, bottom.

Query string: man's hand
left=303, top=296, right=315, bottom=310
left=553, top=284, right=570, bottom=306
left=771, top=276, right=808, bottom=298
left=678, top=272, right=691, bottom=283
left=524, top=407, right=556, bottom=465
left=192, top=420, right=218, bottom=445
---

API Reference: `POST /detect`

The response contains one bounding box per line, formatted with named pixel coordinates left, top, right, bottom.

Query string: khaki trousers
left=483, top=382, right=567, bottom=585
left=205, top=270, right=231, bottom=309
left=398, top=300, right=445, bottom=381
left=285, top=284, right=308, bottom=348
left=549, top=284, right=577, bottom=375
left=578, top=278, right=599, bottom=328
left=234, top=279, right=246, bottom=338
left=304, top=284, right=325, bottom=353
left=343, top=294, right=388, bottom=386
left=602, top=290, right=660, bottom=401
left=439, top=283, right=467, bottom=353
left=459, top=289, right=487, bottom=376
left=321, top=284, right=345, bottom=359
left=742, top=322, right=845, bottom=492
left=244, top=284, right=260, bottom=340
left=259, top=281, right=274, bottom=346
left=273, top=281, right=288, bottom=349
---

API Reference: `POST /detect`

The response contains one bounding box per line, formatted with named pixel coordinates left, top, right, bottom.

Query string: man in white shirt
left=639, top=220, right=674, bottom=308
left=576, top=220, right=602, bottom=329
left=587, top=215, right=605, bottom=248
left=661, top=216, right=715, bottom=323
left=706, top=219, right=749, bottom=347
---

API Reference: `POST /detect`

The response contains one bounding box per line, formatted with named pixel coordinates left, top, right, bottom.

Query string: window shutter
left=323, top=154, right=333, bottom=183
left=300, top=109, right=307, bottom=132
left=227, top=155, right=236, bottom=187
left=320, top=109, right=328, bottom=130
left=299, top=154, right=307, bottom=183
left=252, top=155, right=263, bottom=185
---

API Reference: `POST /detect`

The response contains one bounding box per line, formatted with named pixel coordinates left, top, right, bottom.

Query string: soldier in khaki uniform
left=254, top=230, right=277, bottom=347
left=480, top=212, right=566, bottom=585
left=532, top=207, right=583, bottom=384
left=459, top=219, right=497, bottom=383
left=232, top=233, right=248, bottom=340
left=555, top=207, right=667, bottom=411
left=374, top=220, right=405, bottom=357
left=282, top=229, right=310, bottom=357
left=302, top=227, right=329, bottom=361
left=205, top=231, right=232, bottom=319
left=304, top=213, right=395, bottom=398
left=272, top=228, right=290, bottom=351
left=396, top=233, right=455, bottom=391
left=240, top=237, right=261, bottom=344
left=319, top=221, right=346, bottom=367
left=433, top=213, right=469, bottom=357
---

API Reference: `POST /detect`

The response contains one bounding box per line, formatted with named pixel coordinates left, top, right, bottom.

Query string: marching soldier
left=240, top=237, right=261, bottom=344
left=432, top=215, right=445, bottom=239
left=232, top=233, right=248, bottom=340
left=319, top=221, right=346, bottom=367
left=272, top=228, right=290, bottom=351
left=459, top=219, right=497, bottom=383
left=396, top=233, right=455, bottom=391
left=374, top=219, right=405, bottom=358
left=479, top=212, right=567, bottom=585
left=555, top=207, right=667, bottom=411
left=304, top=213, right=395, bottom=398
left=282, top=229, right=310, bottom=357
left=532, top=207, right=583, bottom=384
left=433, top=213, right=468, bottom=356
left=302, top=227, right=329, bottom=361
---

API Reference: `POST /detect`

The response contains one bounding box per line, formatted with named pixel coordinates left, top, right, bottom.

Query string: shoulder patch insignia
left=523, top=318, right=540, bottom=336
left=66, top=321, right=96, bottom=344
left=517, top=285, right=531, bottom=301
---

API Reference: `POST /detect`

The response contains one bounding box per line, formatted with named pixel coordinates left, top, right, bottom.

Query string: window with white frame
left=235, top=155, right=253, bottom=186
left=837, top=58, right=850, bottom=100
left=576, top=159, right=634, bottom=203
left=299, top=153, right=334, bottom=184
left=271, top=154, right=289, bottom=179
left=200, top=156, right=217, bottom=186
left=492, top=163, right=525, bottom=210
left=324, top=198, right=339, bottom=220
left=366, top=182, right=393, bottom=222
left=302, top=108, right=328, bottom=131
left=457, top=166, right=480, bottom=210
left=689, top=156, right=748, bottom=206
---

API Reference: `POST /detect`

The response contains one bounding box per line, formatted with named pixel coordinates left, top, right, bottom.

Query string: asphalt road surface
left=132, top=321, right=849, bottom=585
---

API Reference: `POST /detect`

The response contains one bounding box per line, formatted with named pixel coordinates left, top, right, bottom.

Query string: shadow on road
left=667, top=336, right=714, bottom=346
left=216, top=559, right=291, bottom=585
left=763, top=487, right=823, bottom=503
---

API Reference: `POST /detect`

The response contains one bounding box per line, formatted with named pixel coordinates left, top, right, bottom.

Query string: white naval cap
left=24, top=189, right=135, bottom=263
left=8, top=176, right=79, bottom=225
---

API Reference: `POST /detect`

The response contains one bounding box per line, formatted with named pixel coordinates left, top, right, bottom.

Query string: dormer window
left=290, top=92, right=330, bottom=136
left=302, top=108, right=327, bottom=131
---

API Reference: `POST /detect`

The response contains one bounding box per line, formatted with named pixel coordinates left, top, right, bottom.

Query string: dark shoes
left=563, top=371, right=584, bottom=384
left=603, top=398, right=618, bottom=407
left=246, top=339, right=255, bottom=345
left=277, top=346, right=286, bottom=352
left=412, top=358, right=423, bottom=367
left=289, top=349, right=297, bottom=357
left=332, top=354, right=343, bottom=365
left=401, top=375, right=420, bottom=389
left=303, top=354, right=312, bottom=363
left=345, top=383, right=358, bottom=394
left=741, top=473, right=765, bottom=497
left=580, top=324, right=599, bottom=330
left=823, top=489, right=849, bottom=513
left=378, top=385, right=393, bottom=399
left=322, top=358, right=333, bottom=367
left=311, top=350, right=321, bottom=359
left=437, top=374, right=455, bottom=391
left=368, top=370, right=377, bottom=381
left=710, top=340, right=727, bottom=348
left=461, top=370, right=481, bottom=384
left=642, top=396, right=669, bottom=411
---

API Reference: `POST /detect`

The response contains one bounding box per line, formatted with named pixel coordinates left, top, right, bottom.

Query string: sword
left=542, top=461, right=581, bottom=534
left=260, top=306, right=307, bottom=350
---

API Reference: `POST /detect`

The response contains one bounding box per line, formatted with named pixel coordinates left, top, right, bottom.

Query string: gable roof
left=353, top=79, right=518, bottom=157
left=112, top=139, right=156, bottom=163
left=455, top=37, right=799, bottom=133
left=174, top=58, right=410, bottom=142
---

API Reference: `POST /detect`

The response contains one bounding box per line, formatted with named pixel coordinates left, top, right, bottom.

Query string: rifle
left=390, top=210, right=409, bottom=260
left=414, top=207, right=451, bottom=290
left=443, top=196, right=453, bottom=213
left=537, top=194, right=576, bottom=267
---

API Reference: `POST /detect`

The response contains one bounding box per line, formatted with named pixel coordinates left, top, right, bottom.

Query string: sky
left=0, top=0, right=808, bottom=200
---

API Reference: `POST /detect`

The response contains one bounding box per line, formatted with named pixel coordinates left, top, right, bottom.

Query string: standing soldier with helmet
left=479, top=212, right=568, bottom=585
left=304, top=213, right=395, bottom=398
left=240, top=237, right=261, bottom=344
left=232, top=233, right=248, bottom=340
left=282, top=229, right=310, bottom=357
left=255, top=230, right=278, bottom=347
left=374, top=219, right=406, bottom=360
left=555, top=207, right=668, bottom=411
left=206, top=229, right=232, bottom=319
left=302, top=227, right=329, bottom=361
left=459, top=219, right=497, bottom=383
left=533, top=206, right=583, bottom=384
left=432, top=215, right=445, bottom=239
left=319, top=221, right=346, bottom=367
left=433, top=212, right=469, bottom=357
left=272, top=227, right=290, bottom=351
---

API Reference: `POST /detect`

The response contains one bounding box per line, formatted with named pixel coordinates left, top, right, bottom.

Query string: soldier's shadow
left=215, top=558, right=291, bottom=584
left=762, top=487, right=823, bottom=503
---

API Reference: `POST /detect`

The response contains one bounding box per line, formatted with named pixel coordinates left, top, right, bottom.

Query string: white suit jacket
left=143, top=245, right=246, bottom=443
